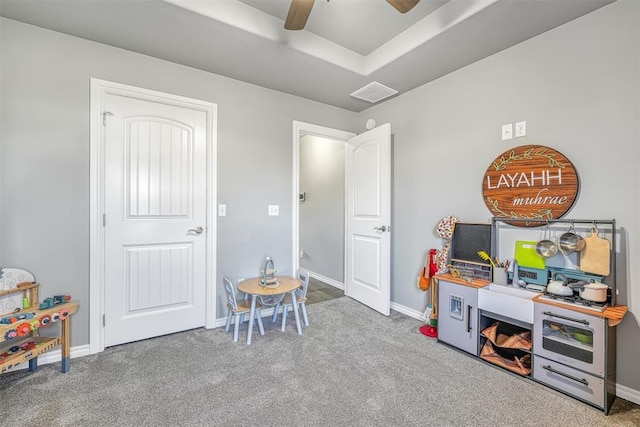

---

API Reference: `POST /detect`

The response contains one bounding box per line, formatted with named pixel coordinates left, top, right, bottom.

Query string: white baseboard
left=7, top=344, right=91, bottom=372
left=390, top=301, right=424, bottom=321
left=306, top=271, right=344, bottom=290
left=615, top=382, right=640, bottom=405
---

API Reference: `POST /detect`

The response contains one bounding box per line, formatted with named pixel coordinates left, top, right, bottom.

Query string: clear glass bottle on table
left=261, top=256, right=276, bottom=286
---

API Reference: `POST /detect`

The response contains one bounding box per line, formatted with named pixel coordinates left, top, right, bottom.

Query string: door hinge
left=103, top=314, right=106, bottom=327
left=102, top=111, right=114, bottom=126
left=102, top=213, right=106, bottom=227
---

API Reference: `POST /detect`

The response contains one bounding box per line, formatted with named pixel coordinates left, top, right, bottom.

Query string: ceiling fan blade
left=284, top=0, right=315, bottom=30
left=386, top=0, right=420, bottom=14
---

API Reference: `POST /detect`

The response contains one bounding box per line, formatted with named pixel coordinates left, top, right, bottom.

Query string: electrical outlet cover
left=515, top=121, right=527, bottom=137
left=502, top=124, right=513, bottom=141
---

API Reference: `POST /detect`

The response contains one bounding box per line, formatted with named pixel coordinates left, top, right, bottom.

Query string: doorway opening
left=293, top=121, right=392, bottom=315
left=292, top=121, right=392, bottom=315
left=292, top=122, right=355, bottom=295
left=306, top=277, right=346, bottom=305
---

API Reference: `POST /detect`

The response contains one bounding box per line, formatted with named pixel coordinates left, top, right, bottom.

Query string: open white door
left=345, top=123, right=391, bottom=315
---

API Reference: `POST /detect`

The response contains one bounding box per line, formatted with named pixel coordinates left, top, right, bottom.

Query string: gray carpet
left=1, top=297, right=639, bottom=426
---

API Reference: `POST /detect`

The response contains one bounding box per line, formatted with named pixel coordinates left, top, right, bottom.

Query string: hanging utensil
left=558, top=221, right=585, bottom=254
left=536, top=223, right=558, bottom=258
left=580, top=224, right=611, bottom=276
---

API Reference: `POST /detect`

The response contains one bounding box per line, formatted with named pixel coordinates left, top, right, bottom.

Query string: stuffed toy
left=435, top=215, right=459, bottom=274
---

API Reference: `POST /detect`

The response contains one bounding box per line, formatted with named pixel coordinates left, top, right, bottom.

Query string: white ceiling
left=0, top=0, right=615, bottom=112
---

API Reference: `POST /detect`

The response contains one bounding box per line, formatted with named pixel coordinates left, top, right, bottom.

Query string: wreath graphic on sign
left=485, top=199, right=554, bottom=221
left=491, top=147, right=567, bottom=171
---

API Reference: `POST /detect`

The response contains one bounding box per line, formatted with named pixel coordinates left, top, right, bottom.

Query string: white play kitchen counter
left=434, top=273, right=628, bottom=415
left=478, top=282, right=538, bottom=324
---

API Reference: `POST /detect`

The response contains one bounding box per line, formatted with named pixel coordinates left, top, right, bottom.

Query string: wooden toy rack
left=0, top=283, right=78, bottom=374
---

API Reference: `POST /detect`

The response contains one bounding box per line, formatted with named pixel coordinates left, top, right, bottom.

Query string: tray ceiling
left=0, top=0, right=615, bottom=112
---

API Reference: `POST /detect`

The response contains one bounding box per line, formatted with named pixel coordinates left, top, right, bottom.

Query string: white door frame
left=291, top=121, right=355, bottom=282
left=89, top=78, right=217, bottom=354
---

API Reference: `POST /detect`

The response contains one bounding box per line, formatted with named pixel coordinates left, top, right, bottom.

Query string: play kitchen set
left=435, top=218, right=628, bottom=415
left=0, top=276, right=78, bottom=375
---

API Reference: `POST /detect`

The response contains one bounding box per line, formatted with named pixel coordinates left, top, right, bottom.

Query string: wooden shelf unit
left=0, top=285, right=78, bottom=374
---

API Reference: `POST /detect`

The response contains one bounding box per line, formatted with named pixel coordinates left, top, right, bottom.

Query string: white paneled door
left=345, top=124, right=391, bottom=315
left=104, top=94, right=207, bottom=347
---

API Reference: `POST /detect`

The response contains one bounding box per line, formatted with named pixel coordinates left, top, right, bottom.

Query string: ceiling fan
left=284, top=0, right=420, bottom=31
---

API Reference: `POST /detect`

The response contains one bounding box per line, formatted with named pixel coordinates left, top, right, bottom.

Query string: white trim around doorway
left=89, top=78, right=217, bottom=354
left=291, top=121, right=355, bottom=280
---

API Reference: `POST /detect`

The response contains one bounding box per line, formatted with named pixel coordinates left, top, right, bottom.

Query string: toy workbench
left=0, top=283, right=78, bottom=374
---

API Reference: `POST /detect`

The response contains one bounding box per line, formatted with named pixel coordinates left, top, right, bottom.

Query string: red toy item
left=15, top=322, right=32, bottom=337
left=419, top=249, right=439, bottom=291
left=419, top=324, right=438, bottom=338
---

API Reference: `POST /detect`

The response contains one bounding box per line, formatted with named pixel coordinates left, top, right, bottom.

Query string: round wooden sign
left=482, top=145, right=579, bottom=227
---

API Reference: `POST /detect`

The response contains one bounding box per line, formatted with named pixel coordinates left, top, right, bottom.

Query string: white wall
left=0, top=18, right=358, bottom=346
left=299, top=135, right=345, bottom=282
left=361, top=0, right=640, bottom=394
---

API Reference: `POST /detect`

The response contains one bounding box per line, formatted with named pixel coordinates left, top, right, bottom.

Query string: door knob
left=188, top=226, right=204, bottom=234
left=373, top=225, right=387, bottom=232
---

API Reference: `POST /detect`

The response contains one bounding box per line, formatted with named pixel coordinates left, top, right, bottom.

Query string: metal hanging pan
left=558, top=221, right=585, bottom=254
left=536, top=224, right=558, bottom=258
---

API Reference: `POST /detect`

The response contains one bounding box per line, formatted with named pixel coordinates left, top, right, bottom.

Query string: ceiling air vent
left=350, top=82, right=398, bottom=104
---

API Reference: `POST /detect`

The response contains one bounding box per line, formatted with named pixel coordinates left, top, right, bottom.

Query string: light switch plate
left=268, top=205, right=279, bottom=216
left=218, top=204, right=226, bottom=216
left=502, top=123, right=513, bottom=141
